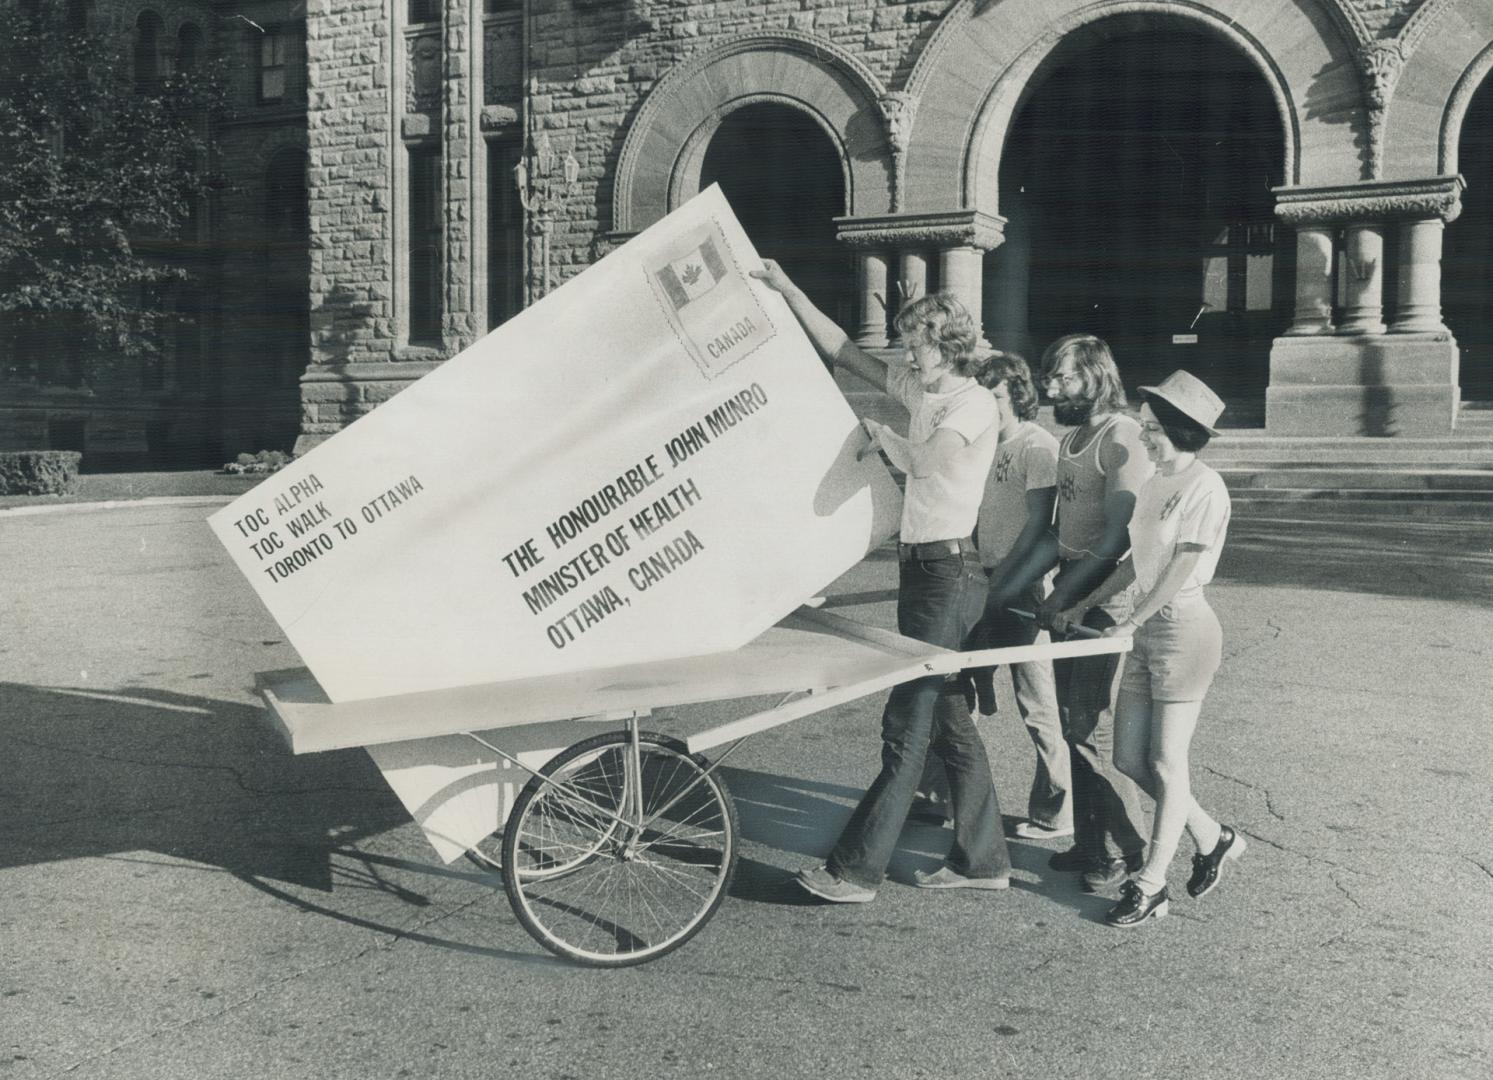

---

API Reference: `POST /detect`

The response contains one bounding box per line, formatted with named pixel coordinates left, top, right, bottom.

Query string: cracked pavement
left=1, top=503, right=1491, bottom=1079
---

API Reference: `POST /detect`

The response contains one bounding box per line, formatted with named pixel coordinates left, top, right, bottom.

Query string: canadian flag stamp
left=646, top=217, right=776, bottom=379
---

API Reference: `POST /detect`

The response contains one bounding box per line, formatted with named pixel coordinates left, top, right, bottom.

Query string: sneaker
left=1080, top=851, right=1145, bottom=893
left=1187, top=825, right=1246, bottom=898
left=1014, top=820, right=1074, bottom=841
left=796, top=865, right=876, bottom=904
left=1105, top=880, right=1169, bottom=927
left=912, top=865, right=1010, bottom=891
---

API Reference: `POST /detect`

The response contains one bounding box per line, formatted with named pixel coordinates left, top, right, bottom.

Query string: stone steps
left=1222, top=492, right=1493, bottom=522
left=1218, top=468, right=1493, bottom=491
left=847, top=388, right=1493, bottom=522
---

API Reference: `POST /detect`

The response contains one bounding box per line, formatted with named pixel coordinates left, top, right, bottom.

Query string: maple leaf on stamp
left=682, top=262, right=703, bottom=286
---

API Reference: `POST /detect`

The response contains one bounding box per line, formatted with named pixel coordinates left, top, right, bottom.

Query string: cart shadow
left=720, top=765, right=1013, bottom=904
left=0, top=681, right=580, bottom=963
left=717, top=764, right=1120, bottom=919
left=0, top=681, right=411, bottom=880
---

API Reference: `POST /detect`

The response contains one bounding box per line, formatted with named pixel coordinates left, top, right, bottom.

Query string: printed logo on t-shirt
left=1160, top=491, right=1182, bottom=521
left=929, top=405, right=949, bottom=428
left=993, top=451, right=1015, bottom=484
left=1058, top=472, right=1077, bottom=503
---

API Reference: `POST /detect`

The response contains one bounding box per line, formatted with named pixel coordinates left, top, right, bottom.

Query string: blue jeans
left=967, top=581, right=1070, bottom=830
left=827, top=550, right=1011, bottom=888
left=1050, top=561, right=1147, bottom=865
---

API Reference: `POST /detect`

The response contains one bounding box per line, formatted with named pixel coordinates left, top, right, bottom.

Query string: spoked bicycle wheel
left=466, top=805, right=621, bottom=876
left=501, top=730, right=737, bottom=967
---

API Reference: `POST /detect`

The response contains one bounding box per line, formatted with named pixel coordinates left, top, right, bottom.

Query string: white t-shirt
left=976, top=421, right=1058, bottom=568
left=1128, top=460, right=1231, bottom=598
left=888, top=367, right=998, bottom=543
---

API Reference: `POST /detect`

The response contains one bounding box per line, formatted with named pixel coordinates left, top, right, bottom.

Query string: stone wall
left=521, top=0, right=949, bottom=285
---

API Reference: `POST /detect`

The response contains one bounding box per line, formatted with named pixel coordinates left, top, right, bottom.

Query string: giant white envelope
left=212, top=185, right=902, bottom=705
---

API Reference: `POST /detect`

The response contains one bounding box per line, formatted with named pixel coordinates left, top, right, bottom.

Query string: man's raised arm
left=752, top=259, right=888, bottom=391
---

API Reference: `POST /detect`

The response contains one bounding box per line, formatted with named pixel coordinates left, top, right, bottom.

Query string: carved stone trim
left=1326, top=0, right=1373, bottom=49
left=1441, top=40, right=1493, bottom=175
left=1357, top=40, right=1405, bottom=179
left=946, top=0, right=1301, bottom=218
left=1352, top=1, right=1457, bottom=179
left=835, top=210, right=1007, bottom=251
left=480, top=104, right=519, bottom=133
left=667, top=92, right=850, bottom=213
left=1396, top=0, right=1457, bottom=56
left=613, top=30, right=886, bottom=232
left=1273, top=176, right=1464, bottom=226
left=877, top=92, right=916, bottom=211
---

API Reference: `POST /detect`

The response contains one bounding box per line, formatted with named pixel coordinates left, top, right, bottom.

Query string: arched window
left=177, top=23, right=202, bottom=74
left=134, top=11, right=164, bottom=93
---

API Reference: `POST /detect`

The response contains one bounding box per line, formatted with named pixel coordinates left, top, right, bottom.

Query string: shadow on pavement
left=0, top=682, right=571, bottom=963
left=0, top=682, right=407, bottom=885
left=1220, top=518, right=1493, bottom=605
left=719, top=765, right=1113, bottom=916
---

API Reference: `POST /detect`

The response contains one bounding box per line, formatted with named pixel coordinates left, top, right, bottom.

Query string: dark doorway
left=999, top=25, right=1288, bottom=417
left=1444, top=77, right=1493, bottom=402
left=699, top=103, right=852, bottom=331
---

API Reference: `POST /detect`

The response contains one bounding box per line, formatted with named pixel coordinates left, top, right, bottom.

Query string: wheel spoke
left=503, top=735, right=736, bottom=965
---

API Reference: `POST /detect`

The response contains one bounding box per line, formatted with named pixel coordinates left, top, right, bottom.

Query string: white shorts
left=1119, top=593, right=1222, bottom=703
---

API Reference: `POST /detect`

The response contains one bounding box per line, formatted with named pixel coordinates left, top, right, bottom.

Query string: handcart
left=257, top=605, right=1128, bottom=968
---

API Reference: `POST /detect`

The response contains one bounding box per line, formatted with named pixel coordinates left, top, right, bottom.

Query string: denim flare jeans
left=826, top=549, right=1011, bottom=889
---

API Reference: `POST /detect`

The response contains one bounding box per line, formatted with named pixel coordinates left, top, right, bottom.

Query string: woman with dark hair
left=1052, top=370, right=1243, bottom=927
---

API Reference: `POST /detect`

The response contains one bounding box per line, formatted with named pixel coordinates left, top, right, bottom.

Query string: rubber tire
left=501, top=730, right=737, bottom=967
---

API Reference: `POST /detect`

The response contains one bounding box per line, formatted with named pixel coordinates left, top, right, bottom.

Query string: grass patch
left=0, top=469, right=265, bottom=510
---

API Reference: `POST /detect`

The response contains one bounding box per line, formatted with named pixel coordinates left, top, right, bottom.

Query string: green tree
left=0, top=3, right=225, bottom=387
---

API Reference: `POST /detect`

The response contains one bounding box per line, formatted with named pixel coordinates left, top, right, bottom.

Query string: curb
left=0, top=495, right=237, bottom=518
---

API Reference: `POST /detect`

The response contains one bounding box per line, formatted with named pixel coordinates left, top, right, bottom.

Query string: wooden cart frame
left=258, top=606, right=1129, bottom=967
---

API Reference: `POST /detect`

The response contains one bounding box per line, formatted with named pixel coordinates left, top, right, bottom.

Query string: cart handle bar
left=1006, top=608, right=1106, bottom=640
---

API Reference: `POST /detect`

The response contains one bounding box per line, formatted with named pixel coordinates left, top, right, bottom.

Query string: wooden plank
left=256, top=607, right=946, bottom=755
left=685, top=634, right=1131, bottom=754
left=686, top=654, right=944, bottom=754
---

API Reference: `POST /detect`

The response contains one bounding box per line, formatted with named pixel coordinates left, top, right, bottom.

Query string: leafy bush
left=0, top=450, right=82, bottom=495
left=222, top=450, right=289, bottom=475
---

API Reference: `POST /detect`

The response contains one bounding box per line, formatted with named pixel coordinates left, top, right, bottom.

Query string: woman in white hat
left=1051, top=370, right=1244, bottom=927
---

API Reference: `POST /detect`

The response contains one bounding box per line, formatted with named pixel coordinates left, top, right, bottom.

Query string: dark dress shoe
left=1187, top=825, right=1247, bottom=898
left=1105, top=881, right=1169, bottom=927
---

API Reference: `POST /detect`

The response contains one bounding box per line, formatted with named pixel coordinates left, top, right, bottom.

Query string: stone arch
left=612, top=31, right=893, bottom=233
left=1439, top=39, right=1493, bottom=177
left=899, top=0, right=1357, bottom=218
left=1345, top=0, right=1484, bottom=180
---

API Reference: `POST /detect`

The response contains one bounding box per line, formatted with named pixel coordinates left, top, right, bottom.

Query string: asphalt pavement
left=2, top=499, right=1491, bottom=1079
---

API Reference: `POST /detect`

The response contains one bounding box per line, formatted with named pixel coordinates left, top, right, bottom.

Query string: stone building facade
left=298, top=0, right=1493, bottom=442
left=12, top=1, right=1493, bottom=462
left=0, top=0, right=308, bottom=468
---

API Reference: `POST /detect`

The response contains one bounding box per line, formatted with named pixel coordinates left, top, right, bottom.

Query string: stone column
left=1391, top=217, right=1447, bottom=334
left=440, top=0, right=480, bottom=348
left=940, top=245, right=985, bottom=344
left=898, top=250, right=928, bottom=312
left=854, top=250, right=889, bottom=347
left=1267, top=177, right=1464, bottom=435
left=1286, top=225, right=1335, bottom=334
left=1337, top=222, right=1386, bottom=335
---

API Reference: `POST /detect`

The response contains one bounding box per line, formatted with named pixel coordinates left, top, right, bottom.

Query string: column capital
left=1273, top=176, right=1464, bottom=226
left=834, top=210, right=1007, bottom=252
